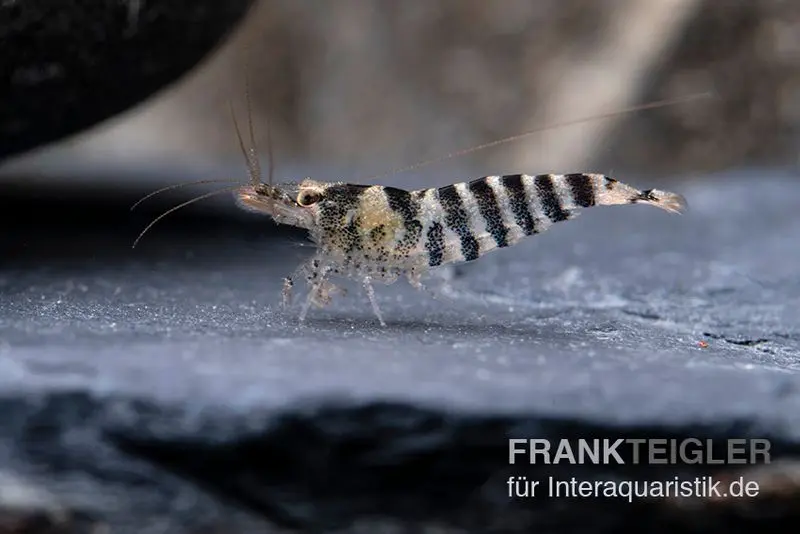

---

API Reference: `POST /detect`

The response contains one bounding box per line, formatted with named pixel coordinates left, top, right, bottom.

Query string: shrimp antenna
left=230, top=101, right=253, bottom=183
left=131, top=185, right=240, bottom=249
left=362, top=92, right=714, bottom=183
left=229, top=39, right=274, bottom=188
left=243, top=42, right=263, bottom=186
left=265, top=102, right=274, bottom=187
left=130, top=178, right=242, bottom=211
left=238, top=38, right=272, bottom=188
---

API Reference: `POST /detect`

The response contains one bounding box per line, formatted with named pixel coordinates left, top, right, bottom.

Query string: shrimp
left=236, top=171, right=685, bottom=327
left=227, top=69, right=700, bottom=326
left=135, top=84, right=698, bottom=326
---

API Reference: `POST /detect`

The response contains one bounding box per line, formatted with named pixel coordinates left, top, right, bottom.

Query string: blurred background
left=3, top=0, right=799, bottom=196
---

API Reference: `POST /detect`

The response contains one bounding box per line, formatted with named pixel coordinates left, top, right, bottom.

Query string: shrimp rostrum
left=236, top=172, right=685, bottom=327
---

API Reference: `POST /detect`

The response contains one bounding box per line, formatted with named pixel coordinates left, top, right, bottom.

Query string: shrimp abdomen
left=412, top=173, right=686, bottom=267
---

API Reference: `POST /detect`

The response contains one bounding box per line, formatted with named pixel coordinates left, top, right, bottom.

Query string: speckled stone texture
left=0, top=169, right=798, bottom=532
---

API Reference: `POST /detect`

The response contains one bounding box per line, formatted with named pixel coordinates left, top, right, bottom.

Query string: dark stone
left=0, top=169, right=798, bottom=532
left=0, top=0, right=254, bottom=160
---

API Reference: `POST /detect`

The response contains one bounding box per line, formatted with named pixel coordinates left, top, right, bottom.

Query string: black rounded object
left=0, top=0, right=255, bottom=161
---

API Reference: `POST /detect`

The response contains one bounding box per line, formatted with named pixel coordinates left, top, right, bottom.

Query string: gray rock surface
left=0, top=168, right=798, bottom=532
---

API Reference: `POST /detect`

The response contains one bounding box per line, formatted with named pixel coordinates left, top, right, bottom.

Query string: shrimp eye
left=296, top=190, right=322, bottom=206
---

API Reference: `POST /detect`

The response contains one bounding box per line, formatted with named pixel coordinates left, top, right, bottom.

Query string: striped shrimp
left=237, top=172, right=685, bottom=327
left=134, top=88, right=698, bottom=327
left=229, top=84, right=697, bottom=327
